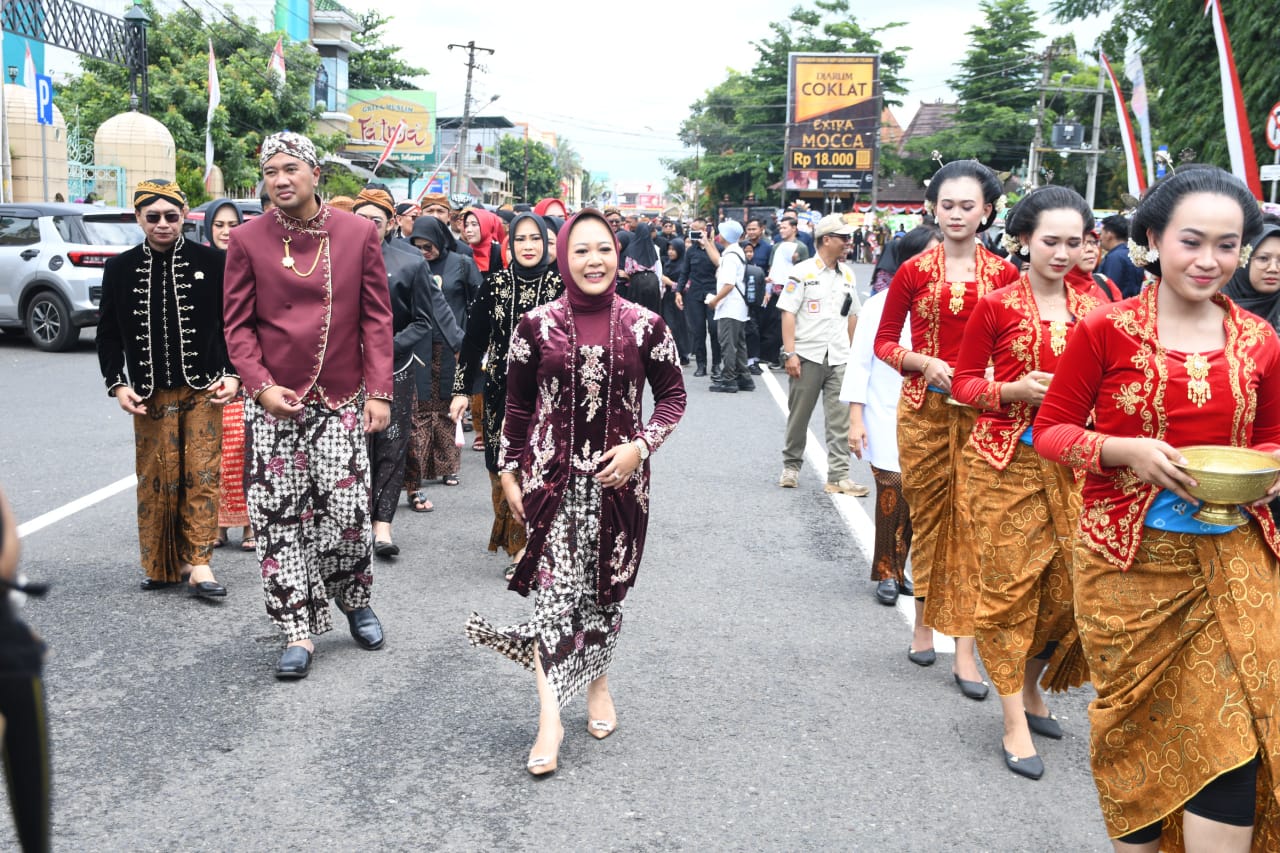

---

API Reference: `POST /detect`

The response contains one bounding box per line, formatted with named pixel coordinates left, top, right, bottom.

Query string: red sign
left=1267, top=100, right=1280, bottom=152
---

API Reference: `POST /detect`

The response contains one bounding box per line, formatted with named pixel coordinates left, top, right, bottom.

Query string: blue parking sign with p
left=35, top=74, right=53, bottom=126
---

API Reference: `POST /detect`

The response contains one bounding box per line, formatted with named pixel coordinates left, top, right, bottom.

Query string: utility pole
left=447, top=40, right=494, bottom=199
left=1028, top=46, right=1055, bottom=189
left=1085, top=69, right=1105, bottom=207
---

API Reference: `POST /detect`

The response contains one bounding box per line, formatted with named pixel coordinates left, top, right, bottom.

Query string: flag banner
left=22, top=44, right=36, bottom=89
left=373, top=119, right=407, bottom=173
left=269, top=37, right=286, bottom=87
left=1100, top=52, right=1146, bottom=198
left=1123, top=41, right=1155, bottom=187
left=1203, top=0, right=1262, bottom=197
left=205, top=39, right=220, bottom=184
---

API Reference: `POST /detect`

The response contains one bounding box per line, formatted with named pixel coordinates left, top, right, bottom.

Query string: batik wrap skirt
left=369, top=366, right=415, bottom=523
left=217, top=398, right=250, bottom=528
left=869, top=466, right=912, bottom=585
left=1073, top=524, right=1280, bottom=848
left=133, top=386, right=221, bottom=581
left=488, top=471, right=528, bottom=557
left=466, top=475, right=623, bottom=708
left=245, top=398, right=373, bottom=644
left=968, top=442, right=1081, bottom=697
left=895, top=391, right=975, bottom=634
left=404, top=342, right=459, bottom=492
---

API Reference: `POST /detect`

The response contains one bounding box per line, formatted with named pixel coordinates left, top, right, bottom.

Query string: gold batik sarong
left=969, top=442, right=1082, bottom=697
left=133, top=387, right=222, bottom=581
left=488, top=471, right=527, bottom=557
left=896, top=391, right=976, bottom=635
left=1074, top=524, right=1280, bottom=848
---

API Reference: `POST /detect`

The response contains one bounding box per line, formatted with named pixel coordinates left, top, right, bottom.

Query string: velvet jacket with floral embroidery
left=874, top=241, right=1019, bottom=409
left=96, top=237, right=237, bottom=398
left=1034, top=282, right=1280, bottom=569
left=223, top=201, right=394, bottom=408
left=952, top=274, right=1106, bottom=469
left=499, top=296, right=686, bottom=605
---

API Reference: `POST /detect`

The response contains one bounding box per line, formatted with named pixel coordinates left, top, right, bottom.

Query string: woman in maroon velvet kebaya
left=466, top=210, right=686, bottom=778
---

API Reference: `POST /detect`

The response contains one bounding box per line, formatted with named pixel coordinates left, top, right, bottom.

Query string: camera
left=688, top=230, right=704, bottom=243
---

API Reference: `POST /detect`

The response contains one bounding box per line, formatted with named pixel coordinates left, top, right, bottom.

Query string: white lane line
left=759, top=368, right=953, bottom=651
left=16, top=474, right=137, bottom=539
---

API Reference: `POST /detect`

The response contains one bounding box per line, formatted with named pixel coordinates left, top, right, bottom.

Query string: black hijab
left=1223, top=224, right=1280, bottom=330
left=666, top=236, right=686, bottom=267
left=409, top=215, right=453, bottom=273
left=622, top=221, right=658, bottom=268
left=506, top=212, right=552, bottom=278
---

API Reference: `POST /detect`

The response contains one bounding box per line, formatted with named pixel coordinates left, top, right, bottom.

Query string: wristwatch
left=632, top=438, right=650, bottom=461
left=780, top=351, right=796, bottom=361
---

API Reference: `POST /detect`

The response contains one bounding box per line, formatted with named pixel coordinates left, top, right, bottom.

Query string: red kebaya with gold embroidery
left=874, top=242, right=1018, bottom=407
left=1034, top=283, right=1280, bottom=569
left=953, top=275, right=1105, bottom=469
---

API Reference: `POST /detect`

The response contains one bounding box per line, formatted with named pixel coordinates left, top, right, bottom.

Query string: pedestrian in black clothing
left=681, top=216, right=722, bottom=377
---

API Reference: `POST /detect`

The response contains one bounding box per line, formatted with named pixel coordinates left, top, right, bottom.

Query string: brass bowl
left=1175, top=445, right=1280, bottom=526
left=945, top=395, right=971, bottom=408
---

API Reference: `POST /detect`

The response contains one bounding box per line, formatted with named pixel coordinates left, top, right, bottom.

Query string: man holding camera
left=678, top=216, right=722, bottom=378
left=776, top=214, right=868, bottom=496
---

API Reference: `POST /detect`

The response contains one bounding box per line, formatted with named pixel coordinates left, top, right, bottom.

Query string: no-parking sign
left=1267, top=100, right=1280, bottom=152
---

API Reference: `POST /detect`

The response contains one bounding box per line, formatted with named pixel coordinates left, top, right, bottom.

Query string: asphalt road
left=0, top=277, right=1111, bottom=851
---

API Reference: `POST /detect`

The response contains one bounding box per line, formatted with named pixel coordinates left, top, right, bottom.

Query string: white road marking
left=16, top=474, right=137, bottom=539
left=759, top=367, right=953, bottom=652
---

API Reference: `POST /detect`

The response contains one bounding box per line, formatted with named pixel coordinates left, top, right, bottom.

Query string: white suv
left=0, top=202, right=143, bottom=351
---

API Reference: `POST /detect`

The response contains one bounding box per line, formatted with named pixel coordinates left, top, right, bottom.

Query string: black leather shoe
left=875, top=578, right=899, bottom=606
left=188, top=580, right=227, bottom=599
left=954, top=673, right=990, bottom=700
left=1025, top=710, right=1064, bottom=739
left=694, top=365, right=707, bottom=377
left=736, top=380, right=756, bottom=392
left=275, top=645, right=312, bottom=679
left=907, top=647, right=936, bottom=667
left=708, top=382, right=738, bottom=393
left=897, top=578, right=915, bottom=597
left=346, top=606, right=385, bottom=650
left=374, top=540, right=400, bottom=558
left=139, top=578, right=180, bottom=591
left=680, top=357, right=691, bottom=366
left=748, top=363, right=763, bottom=375
left=1003, top=742, right=1044, bottom=780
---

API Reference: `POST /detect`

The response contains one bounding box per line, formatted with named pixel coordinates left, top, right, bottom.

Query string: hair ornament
left=1240, top=243, right=1253, bottom=268
left=1128, top=238, right=1158, bottom=267
left=1000, top=232, right=1022, bottom=255
left=995, top=194, right=1007, bottom=214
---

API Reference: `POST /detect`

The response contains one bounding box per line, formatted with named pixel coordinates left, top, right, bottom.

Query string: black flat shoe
left=1003, top=742, right=1044, bottom=780
left=954, top=673, right=990, bottom=701
left=345, top=606, right=385, bottom=650
left=374, top=540, right=400, bottom=558
left=188, top=580, right=227, bottom=599
left=140, top=578, right=180, bottom=591
left=693, top=366, right=707, bottom=377
left=875, top=578, right=899, bottom=606
left=897, top=578, right=915, bottom=597
left=1025, top=710, right=1064, bottom=739
left=275, top=645, right=312, bottom=679
left=907, top=647, right=936, bottom=667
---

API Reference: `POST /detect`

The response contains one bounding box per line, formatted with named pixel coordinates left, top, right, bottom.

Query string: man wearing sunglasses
left=223, top=131, right=395, bottom=680
left=96, top=178, right=240, bottom=600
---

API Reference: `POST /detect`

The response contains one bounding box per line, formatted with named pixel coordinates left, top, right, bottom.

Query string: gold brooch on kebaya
left=1048, top=321, right=1068, bottom=356
left=948, top=281, right=966, bottom=314
left=1184, top=353, right=1211, bottom=407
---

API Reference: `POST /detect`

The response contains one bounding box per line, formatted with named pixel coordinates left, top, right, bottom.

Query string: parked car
left=182, top=199, right=263, bottom=246
left=0, top=203, right=143, bottom=351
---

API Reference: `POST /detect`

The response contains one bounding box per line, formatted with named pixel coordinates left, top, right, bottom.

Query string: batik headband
left=133, top=179, right=186, bottom=210
left=259, top=131, right=319, bottom=170
left=355, top=188, right=396, bottom=220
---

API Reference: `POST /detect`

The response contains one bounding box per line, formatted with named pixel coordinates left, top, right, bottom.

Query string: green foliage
left=1053, top=0, right=1280, bottom=187
left=672, top=0, right=910, bottom=211
left=499, top=136, right=560, bottom=203
left=56, top=2, right=340, bottom=193
left=349, top=11, right=427, bottom=90
left=319, top=165, right=365, bottom=198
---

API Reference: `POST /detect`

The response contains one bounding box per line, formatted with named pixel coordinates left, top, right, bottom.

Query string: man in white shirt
left=707, top=219, right=751, bottom=393
left=775, top=213, right=868, bottom=496
left=765, top=216, right=810, bottom=368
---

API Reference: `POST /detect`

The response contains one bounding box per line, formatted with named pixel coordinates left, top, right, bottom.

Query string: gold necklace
left=281, top=235, right=328, bottom=278
left=1184, top=352, right=1211, bottom=407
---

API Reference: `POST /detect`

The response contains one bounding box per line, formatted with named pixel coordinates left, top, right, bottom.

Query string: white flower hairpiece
left=994, top=194, right=1007, bottom=214
left=1128, top=238, right=1158, bottom=267
left=1240, top=243, right=1253, bottom=268
left=924, top=200, right=935, bottom=216
left=1000, top=232, right=1023, bottom=255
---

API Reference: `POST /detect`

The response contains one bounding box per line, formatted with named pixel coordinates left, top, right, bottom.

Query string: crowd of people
left=5, top=120, right=1280, bottom=849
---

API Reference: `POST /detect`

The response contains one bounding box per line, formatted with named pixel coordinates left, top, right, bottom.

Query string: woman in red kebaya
left=1035, top=167, right=1280, bottom=850
left=952, top=186, right=1105, bottom=780
left=874, top=160, right=1018, bottom=699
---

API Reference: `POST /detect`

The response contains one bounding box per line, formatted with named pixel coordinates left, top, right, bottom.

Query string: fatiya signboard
left=786, top=53, right=880, bottom=193
left=347, top=90, right=436, bottom=166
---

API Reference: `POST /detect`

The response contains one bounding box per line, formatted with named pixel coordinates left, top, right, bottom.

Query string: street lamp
left=6, top=67, right=15, bottom=84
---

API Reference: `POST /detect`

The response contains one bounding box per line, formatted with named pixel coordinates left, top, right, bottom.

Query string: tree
left=56, top=2, right=331, bottom=200
left=348, top=11, right=427, bottom=90
left=1052, top=0, right=1280, bottom=185
left=499, top=136, right=560, bottom=203
left=903, top=0, right=1044, bottom=175
left=670, top=0, right=910, bottom=212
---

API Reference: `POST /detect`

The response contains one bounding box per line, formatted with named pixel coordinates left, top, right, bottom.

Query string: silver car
left=0, top=202, right=143, bottom=351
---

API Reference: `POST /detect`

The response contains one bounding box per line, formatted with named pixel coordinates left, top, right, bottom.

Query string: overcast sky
left=356, top=1, right=1108, bottom=185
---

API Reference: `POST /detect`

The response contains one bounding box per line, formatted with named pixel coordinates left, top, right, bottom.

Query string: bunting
left=1100, top=52, right=1146, bottom=198
left=1203, top=0, right=1262, bottom=197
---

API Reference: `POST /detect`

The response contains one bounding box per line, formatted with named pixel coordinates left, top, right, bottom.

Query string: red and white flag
left=374, top=120, right=407, bottom=173
left=204, top=40, right=221, bottom=185
left=1204, top=0, right=1262, bottom=197
left=22, top=43, right=36, bottom=89
left=268, top=37, right=286, bottom=87
left=1100, top=52, right=1146, bottom=198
